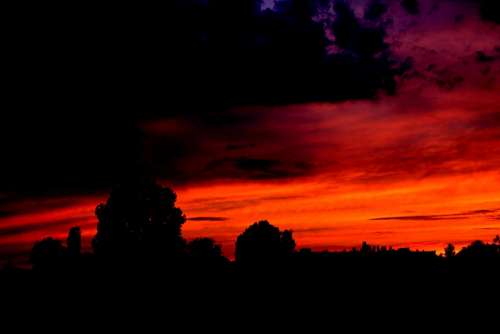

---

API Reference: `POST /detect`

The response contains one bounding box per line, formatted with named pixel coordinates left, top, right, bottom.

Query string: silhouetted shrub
left=444, top=243, right=455, bottom=259
left=457, top=240, right=500, bottom=258
left=187, top=238, right=228, bottom=269
left=92, top=177, right=186, bottom=260
left=235, top=220, right=295, bottom=265
left=31, top=237, right=66, bottom=271
left=188, top=238, right=222, bottom=259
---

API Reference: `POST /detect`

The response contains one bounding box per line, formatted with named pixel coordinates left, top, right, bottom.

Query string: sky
left=1, top=0, right=500, bottom=264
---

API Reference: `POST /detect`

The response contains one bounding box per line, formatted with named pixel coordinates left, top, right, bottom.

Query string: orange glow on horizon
left=1, top=86, right=500, bottom=263
left=0, top=169, right=499, bottom=263
left=176, top=171, right=500, bottom=256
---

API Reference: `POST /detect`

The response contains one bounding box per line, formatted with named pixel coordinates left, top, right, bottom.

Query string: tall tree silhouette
left=280, top=230, right=296, bottom=255
left=235, top=220, right=295, bottom=265
left=92, top=177, right=186, bottom=260
left=67, top=226, right=81, bottom=259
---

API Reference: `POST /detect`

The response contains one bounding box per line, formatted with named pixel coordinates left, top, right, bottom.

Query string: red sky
left=1, top=0, right=500, bottom=265
left=2, top=84, right=500, bottom=263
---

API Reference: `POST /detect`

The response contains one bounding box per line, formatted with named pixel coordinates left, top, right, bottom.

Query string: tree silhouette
left=360, top=241, right=372, bottom=254
left=31, top=237, right=66, bottom=271
left=457, top=240, right=499, bottom=258
left=444, top=243, right=455, bottom=259
left=67, top=226, right=81, bottom=259
left=235, top=220, right=296, bottom=265
left=187, top=238, right=228, bottom=268
left=188, top=238, right=223, bottom=259
left=280, top=229, right=296, bottom=255
left=92, top=177, right=186, bottom=260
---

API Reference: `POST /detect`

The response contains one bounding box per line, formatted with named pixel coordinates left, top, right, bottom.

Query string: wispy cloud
left=371, top=209, right=500, bottom=221
left=187, top=216, right=229, bottom=222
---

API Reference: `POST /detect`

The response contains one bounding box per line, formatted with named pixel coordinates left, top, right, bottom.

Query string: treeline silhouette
left=2, top=177, right=500, bottom=312
left=4, top=177, right=500, bottom=276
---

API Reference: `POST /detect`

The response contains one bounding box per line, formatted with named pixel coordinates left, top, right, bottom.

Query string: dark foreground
left=2, top=250, right=499, bottom=327
left=1, top=181, right=499, bottom=326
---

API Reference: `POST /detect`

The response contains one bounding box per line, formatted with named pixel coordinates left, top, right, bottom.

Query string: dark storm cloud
left=210, top=0, right=407, bottom=106
left=0, top=218, right=82, bottom=238
left=398, top=0, right=500, bottom=22
left=478, top=0, right=500, bottom=23
left=401, top=0, right=419, bottom=15
left=331, top=0, right=388, bottom=56
left=226, top=143, right=257, bottom=151
left=476, top=51, right=496, bottom=63
left=0, top=211, right=11, bottom=218
left=365, top=1, right=389, bottom=21
left=202, top=157, right=314, bottom=181
left=3, top=0, right=411, bottom=195
left=4, top=0, right=498, bottom=196
left=452, top=0, right=500, bottom=23
left=234, top=158, right=281, bottom=173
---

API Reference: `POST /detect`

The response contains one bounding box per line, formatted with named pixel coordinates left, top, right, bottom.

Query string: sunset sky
left=1, top=0, right=500, bottom=264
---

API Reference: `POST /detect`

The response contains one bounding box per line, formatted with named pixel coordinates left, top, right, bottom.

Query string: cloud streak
left=371, top=209, right=500, bottom=221
left=187, top=217, right=229, bottom=222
